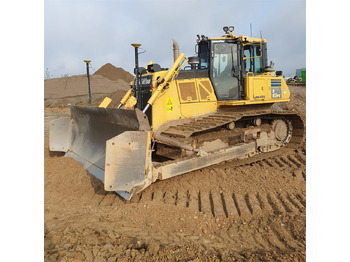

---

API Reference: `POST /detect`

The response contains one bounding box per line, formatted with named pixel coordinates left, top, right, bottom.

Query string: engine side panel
left=244, top=75, right=290, bottom=101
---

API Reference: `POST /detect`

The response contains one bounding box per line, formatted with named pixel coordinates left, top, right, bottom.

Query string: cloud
left=260, top=0, right=306, bottom=74
left=45, top=0, right=305, bottom=77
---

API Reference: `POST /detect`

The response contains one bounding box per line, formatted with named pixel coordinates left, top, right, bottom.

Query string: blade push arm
left=142, top=53, right=186, bottom=113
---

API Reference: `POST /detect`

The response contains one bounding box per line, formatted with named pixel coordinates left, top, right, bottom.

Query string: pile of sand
left=44, top=63, right=134, bottom=100
left=94, top=63, right=134, bottom=83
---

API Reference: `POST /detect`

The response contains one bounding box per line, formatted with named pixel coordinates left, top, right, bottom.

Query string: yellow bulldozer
left=50, top=26, right=304, bottom=200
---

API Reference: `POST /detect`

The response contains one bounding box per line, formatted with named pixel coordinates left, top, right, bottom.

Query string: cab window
left=198, top=42, right=209, bottom=69
left=244, top=44, right=263, bottom=74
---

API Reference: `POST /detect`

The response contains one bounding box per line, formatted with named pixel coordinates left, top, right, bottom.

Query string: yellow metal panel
left=180, top=102, right=217, bottom=118
left=243, top=75, right=290, bottom=104
left=209, top=35, right=266, bottom=43
left=151, top=77, right=218, bottom=130
left=177, top=79, right=199, bottom=103
left=177, top=77, right=217, bottom=103
left=151, top=80, right=183, bottom=131
left=244, top=77, right=254, bottom=100
left=197, top=79, right=217, bottom=101
left=175, top=77, right=217, bottom=118
left=98, top=97, right=112, bottom=108
left=217, top=99, right=290, bottom=106
left=253, top=78, right=269, bottom=100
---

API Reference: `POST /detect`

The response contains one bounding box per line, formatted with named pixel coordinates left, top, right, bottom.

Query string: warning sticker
left=166, top=98, right=173, bottom=112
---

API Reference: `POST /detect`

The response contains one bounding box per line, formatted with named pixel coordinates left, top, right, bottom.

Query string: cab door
left=210, top=41, right=240, bottom=100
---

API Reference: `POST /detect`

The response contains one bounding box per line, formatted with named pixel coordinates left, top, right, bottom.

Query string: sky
left=44, top=0, right=306, bottom=78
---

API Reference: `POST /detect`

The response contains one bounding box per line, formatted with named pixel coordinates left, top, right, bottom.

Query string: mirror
left=256, top=47, right=261, bottom=56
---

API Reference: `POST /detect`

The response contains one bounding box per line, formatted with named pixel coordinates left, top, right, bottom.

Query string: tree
left=45, top=68, right=53, bottom=79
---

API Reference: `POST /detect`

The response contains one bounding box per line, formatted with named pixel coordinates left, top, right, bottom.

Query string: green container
left=301, top=69, right=306, bottom=83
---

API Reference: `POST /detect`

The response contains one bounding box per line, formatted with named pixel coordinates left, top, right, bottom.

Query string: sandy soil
left=44, top=63, right=132, bottom=108
left=44, top=75, right=129, bottom=100
left=44, top=71, right=306, bottom=261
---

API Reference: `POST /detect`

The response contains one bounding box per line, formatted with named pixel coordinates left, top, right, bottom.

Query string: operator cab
left=195, top=26, right=268, bottom=101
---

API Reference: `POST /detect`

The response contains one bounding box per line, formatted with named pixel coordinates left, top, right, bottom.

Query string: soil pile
left=44, top=63, right=133, bottom=101
left=44, top=75, right=129, bottom=100
left=94, top=63, right=134, bottom=84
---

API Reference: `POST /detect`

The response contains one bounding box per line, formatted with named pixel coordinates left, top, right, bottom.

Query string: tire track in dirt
left=107, top=148, right=305, bottom=252
left=44, top=136, right=306, bottom=260
left=131, top=190, right=305, bottom=219
left=121, top=149, right=305, bottom=210
left=46, top=144, right=306, bottom=210
left=58, top=147, right=305, bottom=216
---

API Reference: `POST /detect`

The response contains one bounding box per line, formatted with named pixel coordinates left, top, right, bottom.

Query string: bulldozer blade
left=49, top=117, right=71, bottom=152
left=49, top=106, right=148, bottom=195
left=104, top=131, right=154, bottom=200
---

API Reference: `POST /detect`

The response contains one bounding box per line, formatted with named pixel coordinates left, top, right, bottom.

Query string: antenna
left=250, top=23, right=252, bottom=37
left=260, top=30, right=263, bottom=39
left=84, top=60, right=92, bottom=106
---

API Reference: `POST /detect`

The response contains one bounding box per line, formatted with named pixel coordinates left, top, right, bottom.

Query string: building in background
left=284, top=68, right=306, bottom=83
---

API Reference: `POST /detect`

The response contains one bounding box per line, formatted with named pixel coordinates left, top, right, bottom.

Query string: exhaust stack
left=172, top=39, right=179, bottom=62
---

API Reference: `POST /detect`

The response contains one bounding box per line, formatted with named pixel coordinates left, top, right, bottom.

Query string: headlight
left=223, top=26, right=228, bottom=33
left=229, top=26, right=234, bottom=32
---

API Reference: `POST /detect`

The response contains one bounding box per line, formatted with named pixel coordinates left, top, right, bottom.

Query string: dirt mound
left=44, top=63, right=133, bottom=102
left=44, top=75, right=130, bottom=100
left=94, top=63, right=134, bottom=84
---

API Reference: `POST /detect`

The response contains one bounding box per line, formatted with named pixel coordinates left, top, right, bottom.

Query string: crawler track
left=156, top=109, right=304, bottom=164
left=160, top=109, right=304, bottom=140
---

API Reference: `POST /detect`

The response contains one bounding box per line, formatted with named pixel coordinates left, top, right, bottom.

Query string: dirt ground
left=44, top=73, right=306, bottom=261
